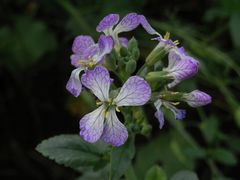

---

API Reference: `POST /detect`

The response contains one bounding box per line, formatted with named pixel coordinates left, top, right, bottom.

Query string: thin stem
left=109, top=146, right=113, bottom=180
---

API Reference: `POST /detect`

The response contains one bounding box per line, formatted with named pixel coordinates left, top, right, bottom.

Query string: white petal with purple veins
left=66, top=67, right=83, bottom=97
left=183, top=90, right=212, bottom=107
left=72, top=35, right=95, bottom=55
left=94, top=35, right=113, bottom=64
left=101, top=108, right=128, bottom=146
left=139, top=15, right=159, bottom=35
left=114, top=13, right=140, bottom=34
left=96, top=14, right=120, bottom=32
left=114, top=76, right=151, bottom=106
left=79, top=105, right=105, bottom=143
left=81, top=66, right=111, bottom=101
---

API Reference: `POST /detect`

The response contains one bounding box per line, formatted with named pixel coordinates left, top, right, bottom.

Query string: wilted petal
left=139, top=15, right=159, bottom=35
left=81, top=66, right=111, bottom=101
left=94, top=35, right=114, bottom=64
left=101, top=108, right=128, bottom=146
left=114, top=13, right=140, bottom=34
left=72, top=35, right=95, bottom=54
left=114, top=76, right=151, bottom=106
left=119, top=37, right=128, bottom=48
left=183, top=90, right=212, bottom=107
left=66, top=67, right=83, bottom=97
left=154, top=100, right=165, bottom=129
left=79, top=105, right=105, bottom=143
left=168, top=105, right=186, bottom=120
left=96, top=14, right=119, bottom=33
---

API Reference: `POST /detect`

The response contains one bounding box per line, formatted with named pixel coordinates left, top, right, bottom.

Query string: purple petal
left=79, top=105, right=105, bottom=143
left=139, top=15, right=158, bottom=35
left=101, top=108, right=128, bottom=146
left=183, top=90, right=212, bottom=107
left=154, top=100, right=165, bottom=129
left=166, top=58, right=199, bottom=88
left=114, top=13, right=140, bottom=34
left=114, top=76, right=151, bottom=106
left=94, top=35, right=114, bottom=64
left=72, top=35, right=95, bottom=54
left=119, top=37, right=128, bottom=48
left=171, top=108, right=186, bottom=120
left=168, top=48, right=182, bottom=69
left=81, top=66, right=111, bottom=101
left=96, top=14, right=120, bottom=32
left=66, top=68, right=83, bottom=97
left=70, top=54, right=81, bottom=67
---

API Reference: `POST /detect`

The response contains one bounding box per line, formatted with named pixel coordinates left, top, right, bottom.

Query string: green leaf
left=200, top=115, right=219, bottom=144
left=144, top=165, right=167, bottom=180
left=36, top=134, right=108, bottom=172
left=170, top=170, right=199, bottom=180
left=211, top=148, right=237, bottom=166
left=229, top=13, right=240, bottom=49
left=111, top=135, right=135, bottom=179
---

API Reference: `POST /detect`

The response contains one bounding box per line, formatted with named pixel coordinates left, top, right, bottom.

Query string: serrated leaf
left=170, top=170, right=199, bottom=180
left=144, top=165, right=167, bottom=180
left=211, top=148, right=237, bottom=166
left=36, top=134, right=108, bottom=172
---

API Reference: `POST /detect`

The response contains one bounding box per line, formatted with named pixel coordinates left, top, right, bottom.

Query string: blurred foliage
left=0, top=0, right=240, bottom=180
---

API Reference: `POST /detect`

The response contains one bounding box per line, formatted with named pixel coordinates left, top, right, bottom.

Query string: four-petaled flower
left=163, top=47, right=199, bottom=88
left=66, top=35, right=113, bottom=97
left=79, top=66, right=151, bottom=146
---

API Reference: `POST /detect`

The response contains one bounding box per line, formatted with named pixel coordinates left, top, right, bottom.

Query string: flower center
left=77, top=59, right=95, bottom=68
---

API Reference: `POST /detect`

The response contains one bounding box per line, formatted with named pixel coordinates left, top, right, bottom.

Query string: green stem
left=109, top=146, right=113, bottom=180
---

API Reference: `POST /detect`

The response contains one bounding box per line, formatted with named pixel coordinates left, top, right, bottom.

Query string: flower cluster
left=66, top=13, right=212, bottom=146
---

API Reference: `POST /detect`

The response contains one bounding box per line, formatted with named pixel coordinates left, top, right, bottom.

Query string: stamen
left=96, top=101, right=103, bottom=106
left=116, top=107, right=120, bottom=112
left=164, top=32, right=170, bottom=40
left=104, top=110, right=109, bottom=118
left=171, top=102, right=180, bottom=106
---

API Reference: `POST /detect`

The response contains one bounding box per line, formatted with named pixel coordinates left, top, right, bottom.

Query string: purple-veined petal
left=154, top=100, right=165, bottom=129
left=139, top=15, right=159, bottom=35
left=101, top=108, right=128, bottom=146
left=72, top=35, right=95, bottom=54
left=70, top=54, right=81, bottom=67
left=79, top=105, right=105, bottom=143
left=66, top=67, right=83, bottom=97
left=183, top=90, right=212, bottom=107
left=96, top=14, right=120, bottom=32
left=166, top=58, right=199, bottom=88
left=81, top=66, right=111, bottom=101
left=114, top=13, right=140, bottom=34
left=94, top=35, right=114, bottom=64
left=119, top=37, right=128, bottom=48
left=153, top=36, right=176, bottom=47
left=114, top=76, right=151, bottom=106
left=168, top=48, right=182, bottom=69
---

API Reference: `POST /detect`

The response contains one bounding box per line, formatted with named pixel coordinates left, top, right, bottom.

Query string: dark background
left=1, top=0, right=240, bottom=179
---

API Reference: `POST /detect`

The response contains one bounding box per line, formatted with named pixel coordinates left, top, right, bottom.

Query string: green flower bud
left=128, top=37, right=138, bottom=52
left=131, top=48, right=140, bottom=61
left=120, top=46, right=128, bottom=57
left=125, top=60, right=137, bottom=74
left=145, top=45, right=167, bottom=66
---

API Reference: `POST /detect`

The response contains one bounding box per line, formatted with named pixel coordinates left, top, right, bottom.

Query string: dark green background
left=0, top=0, right=240, bottom=179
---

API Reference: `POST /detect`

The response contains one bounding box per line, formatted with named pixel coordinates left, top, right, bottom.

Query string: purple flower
left=163, top=47, right=199, bottom=88
left=97, top=13, right=142, bottom=47
left=154, top=99, right=186, bottom=129
left=66, top=35, right=113, bottom=97
left=183, top=90, right=212, bottom=107
left=79, top=66, right=151, bottom=146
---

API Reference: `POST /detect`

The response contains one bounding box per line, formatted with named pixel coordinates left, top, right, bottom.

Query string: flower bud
left=125, top=60, right=137, bottom=74
left=182, top=90, right=211, bottom=107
